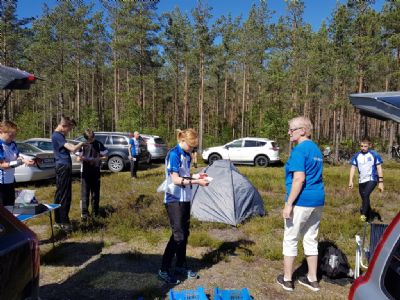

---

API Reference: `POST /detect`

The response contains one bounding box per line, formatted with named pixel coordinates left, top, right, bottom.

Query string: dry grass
left=22, top=162, right=399, bottom=299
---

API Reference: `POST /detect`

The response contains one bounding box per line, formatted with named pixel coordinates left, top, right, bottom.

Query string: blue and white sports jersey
left=0, top=140, right=19, bottom=184
left=164, top=144, right=192, bottom=204
left=350, top=150, right=383, bottom=183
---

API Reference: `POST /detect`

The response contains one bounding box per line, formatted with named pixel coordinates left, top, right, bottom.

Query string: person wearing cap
left=52, top=116, right=85, bottom=230
left=0, top=120, right=35, bottom=206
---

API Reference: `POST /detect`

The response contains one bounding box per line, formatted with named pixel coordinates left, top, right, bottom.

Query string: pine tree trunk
left=113, top=51, right=119, bottom=131
left=184, top=62, right=189, bottom=128
left=76, top=59, right=80, bottom=121
left=241, top=64, right=246, bottom=138
left=224, top=72, right=228, bottom=119
left=152, top=77, right=156, bottom=128
left=199, top=51, right=205, bottom=151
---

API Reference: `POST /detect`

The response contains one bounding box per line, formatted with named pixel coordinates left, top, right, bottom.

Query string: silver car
left=141, top=134, right=168, bottom=160
left=14, top=142, right=56, bottom=183
left=23, top=138, right=80, bottom=174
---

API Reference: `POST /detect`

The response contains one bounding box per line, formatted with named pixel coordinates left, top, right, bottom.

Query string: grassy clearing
left=23, top=162, right=399, bottom=299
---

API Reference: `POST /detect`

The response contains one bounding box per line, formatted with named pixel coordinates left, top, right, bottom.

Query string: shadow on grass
left=201, top=239, right=255, bottom=266
left=39, top=240, right=254, bottom=299
left=40, top=252, right=200, bottom=299
left=41, top=241, right=104, bottom=267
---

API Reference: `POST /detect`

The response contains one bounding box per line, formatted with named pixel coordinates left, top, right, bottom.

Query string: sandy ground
left=34, top=225, right=351, bottom=300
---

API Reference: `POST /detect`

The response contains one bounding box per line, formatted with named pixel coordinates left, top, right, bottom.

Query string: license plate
left=43, top=158, right=54, bottom=163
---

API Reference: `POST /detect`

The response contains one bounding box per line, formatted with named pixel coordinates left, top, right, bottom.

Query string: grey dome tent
left=191, top=160, right=265, bottom=226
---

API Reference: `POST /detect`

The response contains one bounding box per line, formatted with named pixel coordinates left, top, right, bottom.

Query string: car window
left=244, top=140, right=266, bottom=147
left=16, top=143, right=41, bottom=154
left=227, top=140, right=243, bottom=148
left=154, top=138, right=166, bottom=144
left=26, top=141, right=38, bottom=147
left=38, top=141, right=53, bottom=151
left=383, top=237, right=400, bottom=299
left=271, top=142, right=279, bottom=149
left=96, top=135, right=108, bottom=144
left=112, top=136, right=128, bottom=145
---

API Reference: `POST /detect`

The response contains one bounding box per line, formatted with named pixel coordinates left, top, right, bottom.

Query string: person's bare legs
left=284, top=255, right=296, bottom=280
left=306, top=255, right=318, bottom=281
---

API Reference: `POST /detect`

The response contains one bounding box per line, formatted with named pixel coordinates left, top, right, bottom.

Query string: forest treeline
left=1, top=0, right=400, bottom=155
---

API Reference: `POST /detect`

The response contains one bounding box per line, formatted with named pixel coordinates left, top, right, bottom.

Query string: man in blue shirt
left=128, top=131, right=142, bottom=178
left=52, top=116, right=85, bottom=230
left=349, top=138, right=384, bottom=222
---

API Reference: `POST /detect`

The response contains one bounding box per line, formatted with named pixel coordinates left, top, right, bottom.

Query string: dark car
left=0, top=206, right=40, bottom=300
left=75, top=132, right=151, bottom=173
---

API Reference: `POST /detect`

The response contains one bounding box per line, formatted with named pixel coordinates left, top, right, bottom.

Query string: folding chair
left=354, top=223, right=388, bottom=278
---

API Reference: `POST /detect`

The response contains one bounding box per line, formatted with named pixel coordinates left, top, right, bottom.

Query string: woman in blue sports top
left=158, top=128, right=209, bottom=285
left=0, top=121, right=35, bottom=206
left=277, top=116, right=325, bottom=292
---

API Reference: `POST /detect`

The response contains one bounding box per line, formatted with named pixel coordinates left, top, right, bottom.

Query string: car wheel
left=108, top=156, right=124, bottom=173
left=255, top=155, right=269, bottom=167
left=209, top=153, right=221, bottom=164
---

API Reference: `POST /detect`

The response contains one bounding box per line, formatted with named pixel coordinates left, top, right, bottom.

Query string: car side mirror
left=224, top=145, right=229, bottom=149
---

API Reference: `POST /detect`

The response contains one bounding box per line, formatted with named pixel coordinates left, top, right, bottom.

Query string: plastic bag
left=156, top=177, right=182, bottom=198
left=15, top=189, right=37, bottom=204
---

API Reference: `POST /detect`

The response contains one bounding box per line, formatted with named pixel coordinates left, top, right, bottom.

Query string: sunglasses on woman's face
left=288, top=127, right=303, bottom=134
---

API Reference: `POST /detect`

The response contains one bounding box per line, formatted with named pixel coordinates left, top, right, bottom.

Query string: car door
left=226, top=139, right=244, bottom=161
left=110, top=135, right=129, bottom=161
left=242, top=140, right=266, bottom=162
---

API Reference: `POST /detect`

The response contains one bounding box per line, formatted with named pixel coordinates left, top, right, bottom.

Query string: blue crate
left=213, top=288, right=251, bottom=300
left=169, top=286, right=208, bottom=300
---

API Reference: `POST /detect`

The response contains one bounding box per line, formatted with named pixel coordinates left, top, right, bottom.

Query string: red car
left=349, top=212, right=400, bottom=300
left=0, top=65, right=39, bottom=299
left=0, top=206, right=40, bottom=300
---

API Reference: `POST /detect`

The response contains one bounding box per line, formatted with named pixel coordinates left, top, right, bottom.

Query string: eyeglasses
left=288, top=127, right=303, bottom=133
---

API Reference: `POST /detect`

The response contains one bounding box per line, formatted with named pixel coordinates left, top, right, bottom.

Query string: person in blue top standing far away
left=158, top=128, right=210, bottom=285
left=128, top=131, right=141, bottom=178
left=277, top=116, right=325, bottom=293
left=348, top=138, right=384, bottom=223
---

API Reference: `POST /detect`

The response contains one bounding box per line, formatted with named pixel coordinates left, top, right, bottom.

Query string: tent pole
left=229, top=162, right=236, bottom=226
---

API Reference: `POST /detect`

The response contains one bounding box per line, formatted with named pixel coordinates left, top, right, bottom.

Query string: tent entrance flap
left=191, top=160, right=265, bottom=226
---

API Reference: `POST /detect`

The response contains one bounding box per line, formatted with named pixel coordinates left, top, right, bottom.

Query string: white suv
left=202, top=137, right=280, bottom=167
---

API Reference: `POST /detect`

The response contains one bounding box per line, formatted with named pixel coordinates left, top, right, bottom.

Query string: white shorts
left=283, top=205, right=323, bottom=257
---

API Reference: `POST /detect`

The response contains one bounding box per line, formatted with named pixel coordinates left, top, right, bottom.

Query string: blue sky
left=17, top=0, right=384, bottom=31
